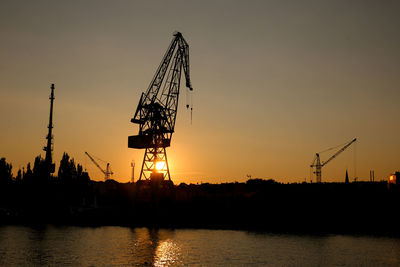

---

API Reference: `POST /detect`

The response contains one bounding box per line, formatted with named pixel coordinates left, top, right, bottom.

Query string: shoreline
left=2, top=179, right=400, bottom=237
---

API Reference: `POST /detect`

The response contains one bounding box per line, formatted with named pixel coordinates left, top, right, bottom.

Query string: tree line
left=0, top=152, right=90, bottom=185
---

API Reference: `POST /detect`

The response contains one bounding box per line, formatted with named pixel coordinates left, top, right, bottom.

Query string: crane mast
left=128, top=32, right=193, bottom=182
left=310, top=138, right=357, bottom=183
left=85, top=152, right=113, bottom=181
left=43, top=83, right=56, bottom=175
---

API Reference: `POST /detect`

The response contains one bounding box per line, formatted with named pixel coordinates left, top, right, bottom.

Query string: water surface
left=0, top=225, right=399, bottom=266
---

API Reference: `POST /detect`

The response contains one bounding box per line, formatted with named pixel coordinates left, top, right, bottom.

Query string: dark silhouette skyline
left=1, top=159, right=400, bottom=236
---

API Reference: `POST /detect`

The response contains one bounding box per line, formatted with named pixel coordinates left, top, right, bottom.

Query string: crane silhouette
left=85, top=152, right=113, bottom=181
left=310, top=138, right=357, bottom=183
left=128, top=32, right=193, bottom=182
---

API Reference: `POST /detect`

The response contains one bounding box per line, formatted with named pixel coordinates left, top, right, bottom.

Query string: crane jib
left=129, top=32, right=192, bottom=149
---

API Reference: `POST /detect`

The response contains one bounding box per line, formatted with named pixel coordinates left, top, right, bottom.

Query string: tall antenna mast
left=131, top=160, right=135, bottom=183
left=43, top=83, right=55, bottom=175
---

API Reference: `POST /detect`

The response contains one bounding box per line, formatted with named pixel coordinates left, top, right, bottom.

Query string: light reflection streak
left=129, top=228, right=179, bottom=266
left=154, top=239, right=181, bottom=266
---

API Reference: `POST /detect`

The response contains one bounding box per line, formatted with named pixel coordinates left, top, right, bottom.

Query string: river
left=0, top=225, right=399, bottom=266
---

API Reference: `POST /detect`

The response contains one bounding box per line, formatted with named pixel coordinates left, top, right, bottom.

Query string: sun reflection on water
left=1, top=226, right=400, bottom=266
left=154, top=239, right=181, bottom=266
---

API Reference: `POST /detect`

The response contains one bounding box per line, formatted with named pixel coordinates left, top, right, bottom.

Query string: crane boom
left=322, top=138, right=357, bottom=166
left=85, top=151, right=113, bottom=180
left=85, top=152, right=105, bottom=174
left=310, top=138, right=357, bottom=183
left=129, top=32, right=193, bottom=148
left=131, top=32, right=192, bottom=138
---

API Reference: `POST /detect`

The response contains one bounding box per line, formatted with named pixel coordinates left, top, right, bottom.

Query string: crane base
left=138, top=147, right=171, bottom=181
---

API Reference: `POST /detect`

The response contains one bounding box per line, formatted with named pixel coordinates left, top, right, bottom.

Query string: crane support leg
left=139, top=147, right=171, bottom=182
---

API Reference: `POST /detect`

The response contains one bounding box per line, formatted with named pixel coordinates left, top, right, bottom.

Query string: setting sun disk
left=155, top=161, right=166, bottom=171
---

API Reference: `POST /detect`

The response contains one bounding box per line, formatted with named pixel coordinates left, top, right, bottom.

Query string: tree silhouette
left=16, top=169, right=22, bottom=183
left=77, top=163, right=83, bottom=177
left=23, top=162, right=33, bottom=182
left=58, top=152, right=77, bottom=181
left=76, top=163, right=89, bottom=182
left=0, top=157, right=13, bottom=184
left=32, top=155, right=49, bottom=182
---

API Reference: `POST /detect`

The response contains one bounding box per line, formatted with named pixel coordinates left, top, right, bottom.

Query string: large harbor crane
left=128, top=32, right=193, bottom=182
left=310, top=138, right=357, bottom=183
left=85, top=152, right=113, bottom=180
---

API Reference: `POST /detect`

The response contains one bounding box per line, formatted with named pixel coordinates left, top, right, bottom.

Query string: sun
left=155, top=161, right=166, bottom=171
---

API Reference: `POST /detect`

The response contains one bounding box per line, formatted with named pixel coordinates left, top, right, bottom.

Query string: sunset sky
left=1, top=1, right=399, bottom=184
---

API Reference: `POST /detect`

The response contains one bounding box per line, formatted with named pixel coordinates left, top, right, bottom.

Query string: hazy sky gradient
left=1, top=0, right=399, bottom=183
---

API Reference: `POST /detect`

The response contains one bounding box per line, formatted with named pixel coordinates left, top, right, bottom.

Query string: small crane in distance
left=310, top=138, right=357, bottom=183
left=85, top=151, right=113, bottom=181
